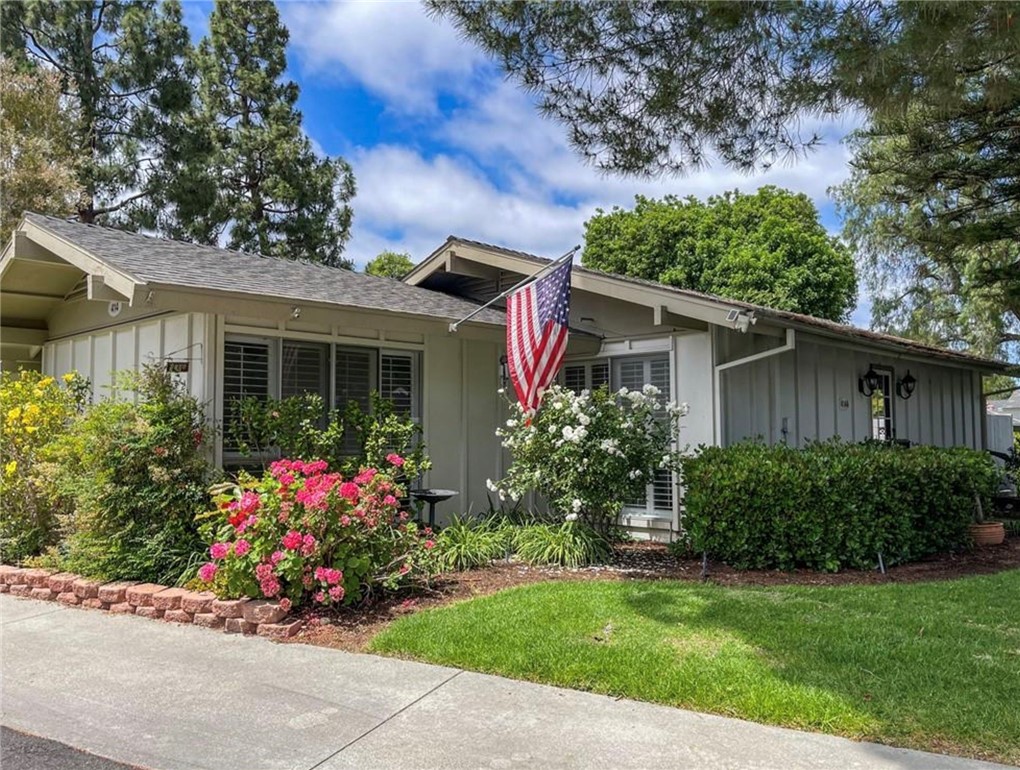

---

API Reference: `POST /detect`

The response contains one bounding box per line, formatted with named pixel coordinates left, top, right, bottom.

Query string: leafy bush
left=515, top=521, right=612, bottom=567
left=435, top=515, right=512, bottom=571
left=227, top=392, right=430, bottom=482
left=681, top=440, right=1002, bottom=571
left=49, top=365, right=212, bottom=583
left=199, top=455, right=438, bottom=607
left=490, top=383, right=687, bottom=533
left=0, top=370, right=86, bottom=563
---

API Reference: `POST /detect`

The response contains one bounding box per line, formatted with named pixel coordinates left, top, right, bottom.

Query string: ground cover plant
left=370, top=571, right=1020, bottom=765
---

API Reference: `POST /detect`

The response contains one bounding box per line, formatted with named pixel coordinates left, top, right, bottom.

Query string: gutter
left=713, top=329, right=796, bottom=445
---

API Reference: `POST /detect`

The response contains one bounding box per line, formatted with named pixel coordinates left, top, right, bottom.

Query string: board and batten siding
left=718, top=329, right=985, bottom=450
left=41, top=312, right=214, bottom=407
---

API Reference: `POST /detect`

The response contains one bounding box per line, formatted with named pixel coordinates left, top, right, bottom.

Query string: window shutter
left=223, top=339, right=271, bottom=454
left=281, top=342, right=328, bottom=402
left=563, top=365, right=586, bottom=395
left=380, top=352, right=417, bottom=418
left=335, top=347, right=377, bottom=412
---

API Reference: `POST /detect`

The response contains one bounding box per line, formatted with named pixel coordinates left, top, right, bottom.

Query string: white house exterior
left=1, top=214, right=1008, bottom=540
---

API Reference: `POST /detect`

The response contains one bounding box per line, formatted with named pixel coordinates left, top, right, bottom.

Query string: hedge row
left=681, top=440, right=1001, bottom=571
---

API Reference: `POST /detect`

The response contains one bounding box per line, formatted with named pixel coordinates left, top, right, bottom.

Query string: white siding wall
left=42, top=312, right=214, bottom=406
left=719, top=329, right=987, bottom=449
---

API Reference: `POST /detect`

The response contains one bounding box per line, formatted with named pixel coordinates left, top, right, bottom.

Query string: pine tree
left=180, top=0, right=356, bottom=267
left=0, top=0, right=192, bottom=225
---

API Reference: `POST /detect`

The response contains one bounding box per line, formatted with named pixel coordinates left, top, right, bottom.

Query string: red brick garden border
left=0, top=565, right=302, bottom=638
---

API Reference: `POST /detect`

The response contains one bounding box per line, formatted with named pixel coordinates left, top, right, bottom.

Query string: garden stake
left=877, top=552, right=886, bottom=575
left=700, top=552, right=709, bottom=581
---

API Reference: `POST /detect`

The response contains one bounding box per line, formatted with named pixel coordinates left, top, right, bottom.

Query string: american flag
left=506, top=258, right=573, bottom=414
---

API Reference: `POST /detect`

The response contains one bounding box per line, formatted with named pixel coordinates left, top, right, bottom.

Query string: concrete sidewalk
left=0, top=595, right=1011, bottom=770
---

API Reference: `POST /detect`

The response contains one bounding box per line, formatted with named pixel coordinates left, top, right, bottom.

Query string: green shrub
left=515, top=521, right=612, bottom=567
left=227, top=392, right=431, bottom=483
left=681, top=440, right=1002, bottom=571
left=49, top=365, right=213, bottom=583
left=0, top=370, right=86, bottom=563
left=435, top=515, right=510, bottom=571
left=199, top=458, right=438, bottom=607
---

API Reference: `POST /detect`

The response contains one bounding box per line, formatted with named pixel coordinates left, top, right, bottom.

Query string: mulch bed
left=291, top=536, right=1020, bottom=653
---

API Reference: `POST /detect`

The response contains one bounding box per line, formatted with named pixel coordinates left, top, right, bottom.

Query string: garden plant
left=198, top=453, right=440, bottom=608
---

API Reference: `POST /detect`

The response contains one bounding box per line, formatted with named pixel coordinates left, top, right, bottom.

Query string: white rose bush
left=490, top=383, right=689, bottom=537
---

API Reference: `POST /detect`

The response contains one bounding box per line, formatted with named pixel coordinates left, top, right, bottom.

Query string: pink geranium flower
left=233, top=539, right=251, bottom=557
left=198, top=563, right=217, bottom=582
left=383, top=494, right=398, bottom=506
left=328, top=585, right=345, bottom=602
left=279, top=597, right=292, bottom=613
left=281, top=530, right=303, bottom=550
left=386, top=453, right=404, bottom=467
left=353, top=468, right=377, bottom=485
left=209, top=542, right=229, bottom=560
left=339, top=481, right=359, bottom=502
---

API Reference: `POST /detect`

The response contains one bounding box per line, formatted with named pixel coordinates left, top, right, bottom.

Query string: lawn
left=370, top=571, right=1020, bottom=764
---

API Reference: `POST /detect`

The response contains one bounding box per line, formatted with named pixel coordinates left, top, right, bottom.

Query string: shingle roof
left=21, top=213, right=505, bottom=326
left=437, top=235, right=1009, bottom=370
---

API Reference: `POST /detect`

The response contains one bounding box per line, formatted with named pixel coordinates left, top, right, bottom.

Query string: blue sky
left=184, top=1, right=869, bottom=324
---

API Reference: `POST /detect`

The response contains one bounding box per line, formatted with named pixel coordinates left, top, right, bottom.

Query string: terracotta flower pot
left=970, top=522, right=1005, bottom=546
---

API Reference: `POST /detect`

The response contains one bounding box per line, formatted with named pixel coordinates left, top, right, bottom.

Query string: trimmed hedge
left=681, top=440, right=1001, bottom=571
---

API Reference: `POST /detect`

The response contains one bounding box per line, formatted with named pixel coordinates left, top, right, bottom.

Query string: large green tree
left=1, top=0, right=192, bottom=225
left=434, top=1, right=1018, bottom=362
left=365, top=251, right=414, bottom=278
left=428, top=2, right=1018, bottom=176
left=583, top=186, right=856, bottom=321
left=0, top=57, right=83, bottom=242
left=174, top=0, right=356, bottom=267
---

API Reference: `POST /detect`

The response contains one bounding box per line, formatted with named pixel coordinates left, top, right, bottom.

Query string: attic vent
left=64, top=275, right=88, bottom=302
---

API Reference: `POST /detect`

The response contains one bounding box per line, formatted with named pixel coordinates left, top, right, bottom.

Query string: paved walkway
left=0, top=595, right=1011, bottom=770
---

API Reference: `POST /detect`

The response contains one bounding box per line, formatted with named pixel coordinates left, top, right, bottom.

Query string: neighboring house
left=988, top=389, right=1020, bottom=429
left=1, top=214, right=1009, bottom=540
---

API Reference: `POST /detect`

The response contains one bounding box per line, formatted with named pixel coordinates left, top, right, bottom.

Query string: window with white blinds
left=223, top=339, right=273, bottom=455
left=562, top=360, right=610, bottom=395
left=381, top=352, right=418, bottom=419
left=281, top=342, right=329, bottom=403
left=335, top=347, right=377, bottom=413
left=222, top=336, right=422, bottom=463
left=615, top=354, right=674, bottom=517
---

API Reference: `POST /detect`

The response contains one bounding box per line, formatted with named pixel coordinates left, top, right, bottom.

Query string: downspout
left=713, top=329, right=796, bottom=445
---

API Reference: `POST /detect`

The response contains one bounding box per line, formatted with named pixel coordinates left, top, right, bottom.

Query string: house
left=1, top=214, right=1009, bottom=540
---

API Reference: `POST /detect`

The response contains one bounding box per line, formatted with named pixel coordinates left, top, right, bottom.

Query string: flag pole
left=448, top=245, right=580, bottom=333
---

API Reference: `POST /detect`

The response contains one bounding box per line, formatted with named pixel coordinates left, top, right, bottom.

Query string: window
left=223, top=338, right=273, bottom=454
left=870, top=367, right=894, bottom=441
left=614, top=354, right=673, bottom=516
left=223, top=336, right=421, bottom=463
left=562, top=360, right=610, bottom=394
left=281, top=341, right=329, bottom=423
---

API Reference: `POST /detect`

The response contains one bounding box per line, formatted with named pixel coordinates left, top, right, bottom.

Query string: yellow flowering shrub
left=0, top=369, right=86, bottom=563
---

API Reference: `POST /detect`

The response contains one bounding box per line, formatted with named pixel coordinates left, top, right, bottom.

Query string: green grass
left=370, top=572, right=1020, bottom=764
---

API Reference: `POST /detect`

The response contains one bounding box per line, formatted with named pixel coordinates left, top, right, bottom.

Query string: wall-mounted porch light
left=499, top=354, right=509, bottom=386
left=858, top=366, right=881, bottom=397
left=896, top=370, right=917, bottom=400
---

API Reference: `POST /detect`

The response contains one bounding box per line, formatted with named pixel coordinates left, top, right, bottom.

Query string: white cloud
left=281, top=0, right=486, bottom=113
left=344, top=144, right=588, bottom=267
